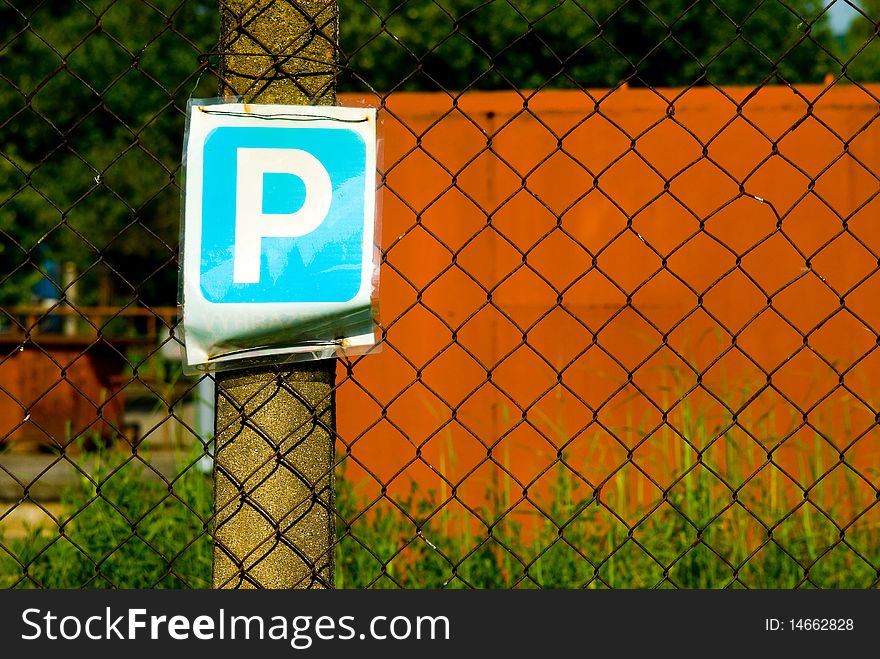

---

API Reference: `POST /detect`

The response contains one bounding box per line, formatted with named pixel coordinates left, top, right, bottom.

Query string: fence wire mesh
left=1, top=0, right=880, bottom=588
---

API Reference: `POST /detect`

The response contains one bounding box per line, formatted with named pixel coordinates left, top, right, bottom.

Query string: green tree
left=844, top=0, right=880, bottom=80
left=341, top=0, right=836, bottom=92
left=0, top=0, right=216, bottom=307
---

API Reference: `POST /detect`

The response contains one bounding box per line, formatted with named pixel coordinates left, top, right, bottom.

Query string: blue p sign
left=181, top=102, right=378, bottom=371
left=199, top=125, right=367, bottom=304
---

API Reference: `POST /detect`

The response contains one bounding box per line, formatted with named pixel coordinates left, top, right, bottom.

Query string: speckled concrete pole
left=213, top=0, right=339, bottom=589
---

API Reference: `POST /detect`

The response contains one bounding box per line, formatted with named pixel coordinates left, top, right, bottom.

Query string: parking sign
left=180, top=101, right=379, bottom=370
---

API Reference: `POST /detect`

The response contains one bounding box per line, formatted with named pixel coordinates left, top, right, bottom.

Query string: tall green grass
left=337, top=371, right=880, bottom=588
left=0, top=448, right=213, bottom=589
left=1, top=392, right=878, bottom=589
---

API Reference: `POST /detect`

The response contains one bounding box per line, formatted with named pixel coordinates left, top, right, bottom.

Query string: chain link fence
left=1, top=0, right=880, bottom=588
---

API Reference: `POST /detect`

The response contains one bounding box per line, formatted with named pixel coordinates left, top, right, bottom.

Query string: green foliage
left=0, top=1, right=216, bottom=306
left=341, top=0, right=837, bottom=92
left=0, top=448, right=213, bottom=588
left=1, top=424, right=878, bottom=588
left=843, top=0, right=880, bottom=81
left=332, top=438, right=879, bottom=589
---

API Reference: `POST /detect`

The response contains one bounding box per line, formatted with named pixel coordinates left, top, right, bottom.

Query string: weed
left=1, top=391, right=878, bottom=588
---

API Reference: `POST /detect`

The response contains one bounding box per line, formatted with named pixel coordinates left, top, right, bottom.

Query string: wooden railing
left=0, top=304, right=178, bottom=345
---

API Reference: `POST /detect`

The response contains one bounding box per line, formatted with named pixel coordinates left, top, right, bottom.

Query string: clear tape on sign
left=178, top=98, right=383, bottom=373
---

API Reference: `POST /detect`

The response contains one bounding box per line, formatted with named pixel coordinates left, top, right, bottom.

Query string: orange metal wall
left=337, top=86, right=880, bottom=515
left=0, top=342, right=126, bottom=451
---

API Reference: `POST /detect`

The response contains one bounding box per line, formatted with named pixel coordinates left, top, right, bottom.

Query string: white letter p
left=233, top=147, right=332, bottom=284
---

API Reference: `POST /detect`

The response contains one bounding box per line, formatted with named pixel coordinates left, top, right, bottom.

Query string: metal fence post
left=212, top=0, right=339, bottom=589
